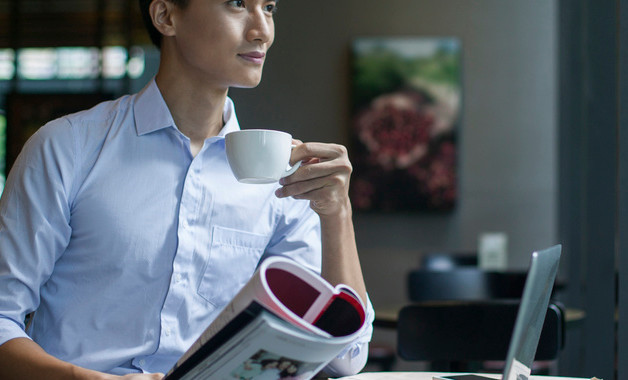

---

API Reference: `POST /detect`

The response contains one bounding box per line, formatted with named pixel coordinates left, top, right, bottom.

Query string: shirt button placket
left=160, top=162, right=198, bottom=351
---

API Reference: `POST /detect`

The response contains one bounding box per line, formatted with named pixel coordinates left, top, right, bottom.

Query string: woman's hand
left=275, top=141, right=353, bottom=217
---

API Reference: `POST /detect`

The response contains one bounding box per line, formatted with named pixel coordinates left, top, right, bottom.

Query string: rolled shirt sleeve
left=323, top=295, right=375, bottom=377
left=0, top=119, right=75, bottom=347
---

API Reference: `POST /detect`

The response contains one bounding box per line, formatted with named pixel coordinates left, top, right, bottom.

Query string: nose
left=246, top=9, right=274, bottom=44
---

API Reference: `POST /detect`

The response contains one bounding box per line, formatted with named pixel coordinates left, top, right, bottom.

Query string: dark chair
left=366, top=342, right=397, bottom=371
left=407, top=268, right=528, bottom=302
left=396, top=301, right=565, bottom=373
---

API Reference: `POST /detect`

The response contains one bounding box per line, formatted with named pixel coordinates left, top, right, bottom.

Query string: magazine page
left=261, top=258, right=366, bottom=337
left=169, top=305, right=357, bottom=380
left=177, top=256, right=366, bottom=366
left=230, top=256, right=366, bottom=335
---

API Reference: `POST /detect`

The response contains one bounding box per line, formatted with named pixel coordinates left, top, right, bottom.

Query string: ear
left=149, top=0, right=177, bottom=38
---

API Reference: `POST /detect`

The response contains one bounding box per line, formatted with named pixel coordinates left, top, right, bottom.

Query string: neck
left=155, top=59, right=228, bottom=154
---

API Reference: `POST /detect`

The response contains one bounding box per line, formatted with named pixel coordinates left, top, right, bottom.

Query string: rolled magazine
left=165, top=256, right=368, bottom=380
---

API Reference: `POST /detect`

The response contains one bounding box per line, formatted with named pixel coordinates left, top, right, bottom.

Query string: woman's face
left=166, top=0, right=277, bottom=89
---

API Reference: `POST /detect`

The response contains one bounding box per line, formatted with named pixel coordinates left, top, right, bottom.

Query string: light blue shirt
left=0, top=79, right=373, bottom=376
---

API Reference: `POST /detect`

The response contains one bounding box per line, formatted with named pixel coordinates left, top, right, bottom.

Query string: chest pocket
left=197, top=226, right=269, bottom=307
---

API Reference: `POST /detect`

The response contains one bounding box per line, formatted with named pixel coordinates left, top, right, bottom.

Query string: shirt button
left=164, top=327, right=171, bottom=336
left=139, top=359, right=146, bottom=366
left=175, top=273, right=182, bottom=283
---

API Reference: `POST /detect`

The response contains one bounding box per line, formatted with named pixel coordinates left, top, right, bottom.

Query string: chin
left=232, top=78, right=263, bottom=89
left=233, top=68, right=264, bottom=88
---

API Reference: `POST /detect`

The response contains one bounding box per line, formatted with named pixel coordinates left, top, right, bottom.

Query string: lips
left=238, top=51, right=266, bottom=64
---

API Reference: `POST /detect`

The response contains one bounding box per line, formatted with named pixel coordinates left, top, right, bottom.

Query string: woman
left=0, top=1, right=373, bottom=378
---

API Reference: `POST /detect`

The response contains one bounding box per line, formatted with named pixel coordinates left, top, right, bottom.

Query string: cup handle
left=282, top=160, right=302, bottom=178
left=282, top=144, right=301, bottom=178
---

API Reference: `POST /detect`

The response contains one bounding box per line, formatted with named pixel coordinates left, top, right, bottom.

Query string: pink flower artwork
left=349, top=38, right=461, bottom=212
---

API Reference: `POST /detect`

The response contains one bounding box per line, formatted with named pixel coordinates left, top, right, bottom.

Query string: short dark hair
left=139, top=0, right=190, bottom=48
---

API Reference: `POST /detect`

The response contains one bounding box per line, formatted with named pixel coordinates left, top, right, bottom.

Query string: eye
left=227, top=0, right=245, bottom=8
left=264, top=2, right=278, bottom=14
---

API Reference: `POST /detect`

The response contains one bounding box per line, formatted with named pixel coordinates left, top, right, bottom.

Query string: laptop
left=434, top=244, right=562, bottom=380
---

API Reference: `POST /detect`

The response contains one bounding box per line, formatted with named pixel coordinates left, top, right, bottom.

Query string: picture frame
left=349, top=37, right=462, bottom=212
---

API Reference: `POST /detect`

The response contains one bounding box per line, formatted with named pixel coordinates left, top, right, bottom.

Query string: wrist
left=318, top=199, right=353, bottom=223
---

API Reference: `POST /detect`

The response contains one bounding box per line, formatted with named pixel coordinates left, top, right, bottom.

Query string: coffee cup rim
left=226, top=129, right=291, bottom=137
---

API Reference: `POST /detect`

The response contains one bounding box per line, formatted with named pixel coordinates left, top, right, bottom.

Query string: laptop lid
left=502, top=244, right=562, bottom=380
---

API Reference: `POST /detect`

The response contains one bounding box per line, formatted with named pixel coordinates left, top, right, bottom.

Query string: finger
left=291, top=143, right=348, bottom=163
left=283, top=153, right=352, bottom=184
left=280, top=160, right=345, bottom=186
left=276, top=176, right=326, bottom=199
left=277, top=175, right=348, bottom=199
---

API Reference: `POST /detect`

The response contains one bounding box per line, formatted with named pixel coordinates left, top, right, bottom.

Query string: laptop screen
left=502, top=244, right=561, bottom=380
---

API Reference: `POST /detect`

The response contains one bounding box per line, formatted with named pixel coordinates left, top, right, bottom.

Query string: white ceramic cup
left=225, top=129, right=301, bottom=184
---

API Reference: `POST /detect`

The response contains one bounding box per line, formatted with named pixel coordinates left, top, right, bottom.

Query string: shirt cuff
left=323, top=294, right=375, bottom=377
left=0, top=315, right=31, bottom=347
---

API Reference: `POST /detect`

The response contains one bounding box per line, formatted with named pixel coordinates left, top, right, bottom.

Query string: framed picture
left=349, top=37, right=462, bottom=212
left=5, top=92, right=111, bottom=175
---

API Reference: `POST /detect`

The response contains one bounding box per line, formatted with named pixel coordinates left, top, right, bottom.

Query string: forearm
left=319, top=201, right=367, bottom=303
left=278, top=142, right=367, bottom=302
left=0, top=338, right=111, bottom=380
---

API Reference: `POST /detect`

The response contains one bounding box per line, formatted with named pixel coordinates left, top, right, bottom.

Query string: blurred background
left=0, top=1, right=624, bottom=379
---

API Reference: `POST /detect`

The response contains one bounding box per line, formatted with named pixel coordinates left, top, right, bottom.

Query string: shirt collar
left=219, top=97, right=240, bottom=137
left=133, top=78, right=176, bottom=136
left=133, top=78, right=241, bottom=137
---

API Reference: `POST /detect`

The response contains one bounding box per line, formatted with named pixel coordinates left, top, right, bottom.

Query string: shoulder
left=33, top=94, right=133, bottom=139
left=34, top=94, right=137, bottom=155
left=62, top=94, right=134, bottom=130
left=15, top=94, right=135, bottom=174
